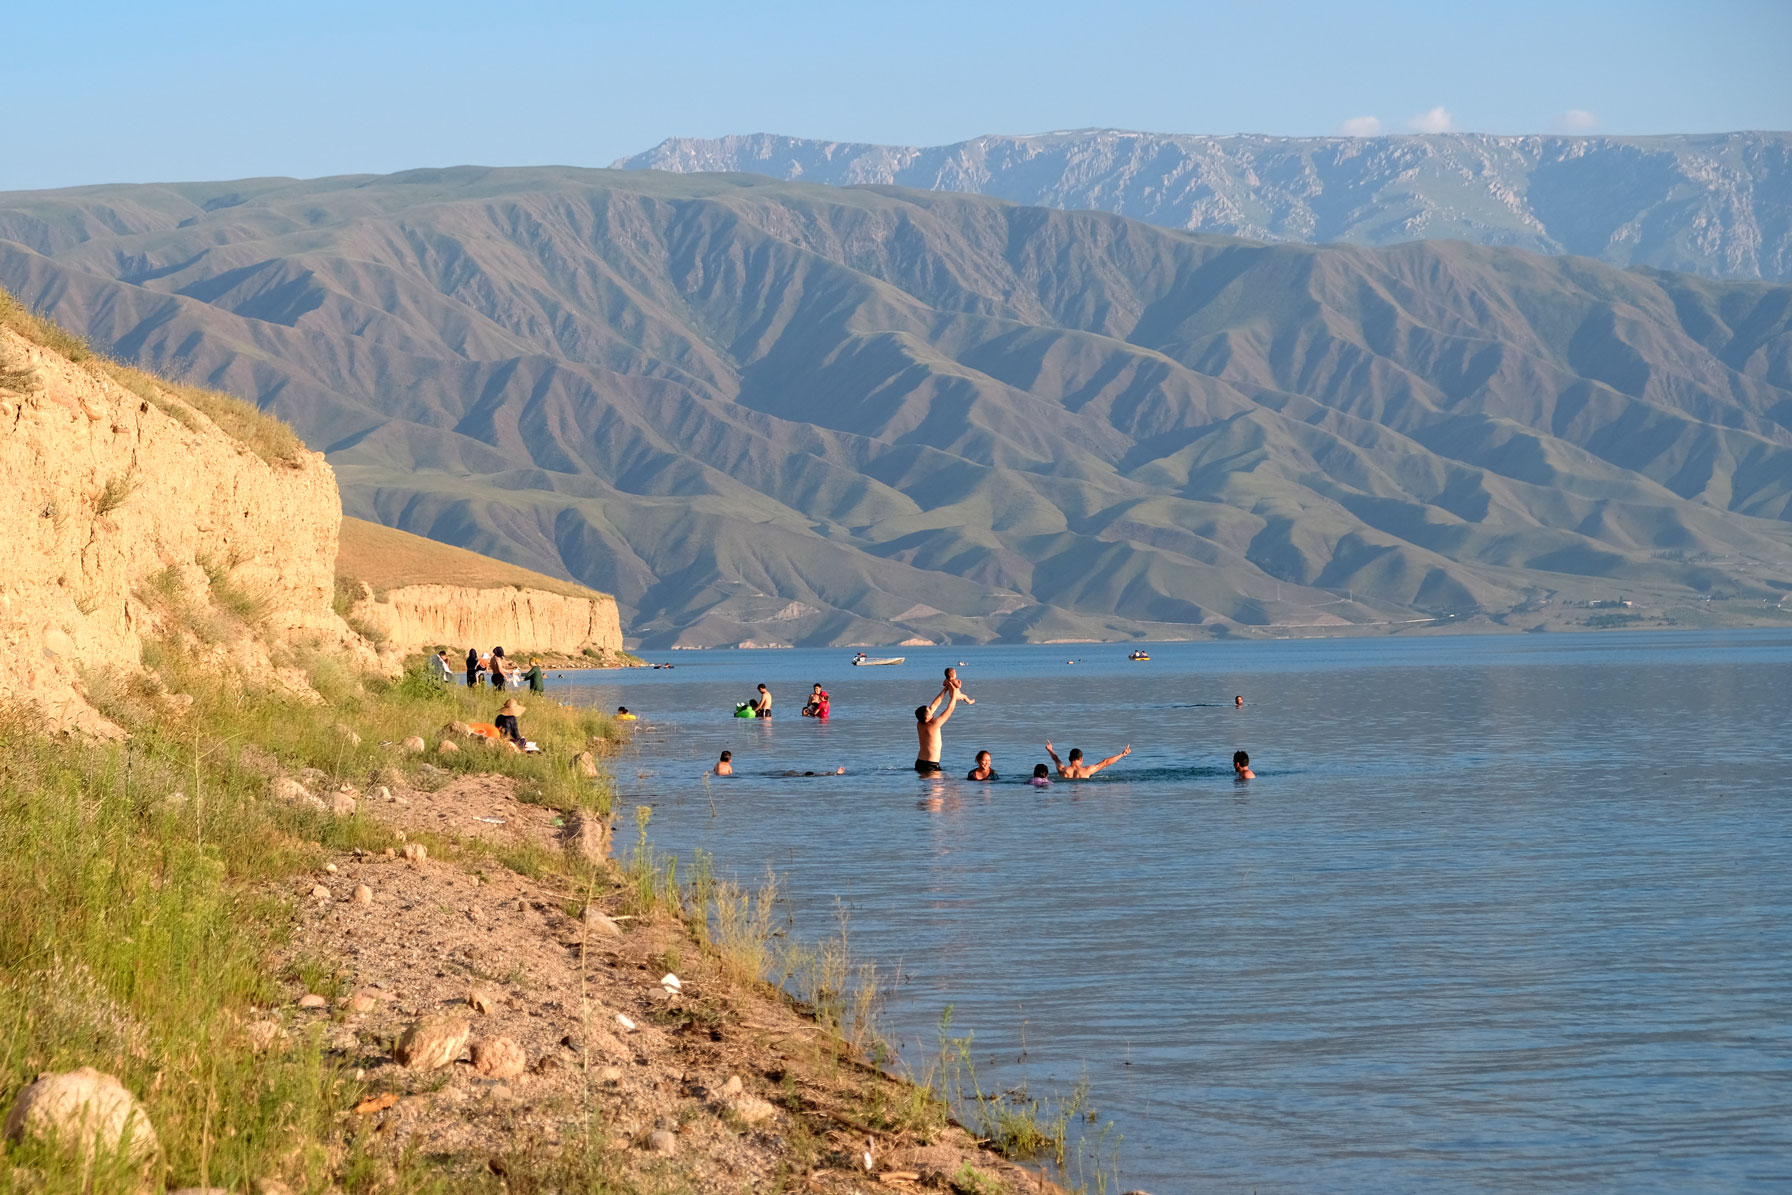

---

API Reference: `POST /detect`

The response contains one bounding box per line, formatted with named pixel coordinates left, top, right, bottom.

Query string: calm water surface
left=560, top=632, right=1792, bottom=1193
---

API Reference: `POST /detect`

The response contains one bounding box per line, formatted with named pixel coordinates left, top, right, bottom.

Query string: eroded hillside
left=2, top=171, right=1790, bottom=644
left=0, top=294, right=372, bottom=732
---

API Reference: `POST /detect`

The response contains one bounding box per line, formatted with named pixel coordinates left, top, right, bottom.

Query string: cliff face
left=0, top=325, right=365, bottom=734
left=346, top=585, right=623, bottom=659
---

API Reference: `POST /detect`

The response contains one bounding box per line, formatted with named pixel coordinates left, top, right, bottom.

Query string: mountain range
left=2, top=167, right=1790, bottom=645
left=618, top=130, right=1792, bottom=282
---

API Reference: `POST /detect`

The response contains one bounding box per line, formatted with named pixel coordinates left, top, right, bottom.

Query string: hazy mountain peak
left=616, top=129, right=1792, bottom=282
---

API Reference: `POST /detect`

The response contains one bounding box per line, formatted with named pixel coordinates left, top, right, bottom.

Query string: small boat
left=1128, top=649, right=1151, bottom=661
left=851, top=653, right=905, bottom=666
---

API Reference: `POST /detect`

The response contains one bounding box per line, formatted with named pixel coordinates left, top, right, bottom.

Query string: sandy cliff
left=345, top=583, right=623, bottom=658
left=335, top=517, right=624, bottom=659
left=0, top=323, right=367, bottom=734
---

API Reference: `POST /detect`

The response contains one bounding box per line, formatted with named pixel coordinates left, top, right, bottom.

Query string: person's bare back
left=913, top=686, right=959, bottom=773
left=1046, top=740, right=1131, bottom=778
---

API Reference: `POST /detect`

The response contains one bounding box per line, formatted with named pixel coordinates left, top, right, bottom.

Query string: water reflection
left=563, top=632, right=1792, bottom=1194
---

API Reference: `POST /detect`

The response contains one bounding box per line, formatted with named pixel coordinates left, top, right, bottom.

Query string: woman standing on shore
left=465, top=647, right=480, bottom=688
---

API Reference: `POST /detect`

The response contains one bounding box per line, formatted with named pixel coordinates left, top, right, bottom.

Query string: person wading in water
left=913, top=684, right=961, bottom=774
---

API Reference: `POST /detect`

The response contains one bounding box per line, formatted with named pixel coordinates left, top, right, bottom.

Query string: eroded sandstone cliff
left=0, top=323, right=368, bottom=734
left=345, top=584, right=623, bottom=660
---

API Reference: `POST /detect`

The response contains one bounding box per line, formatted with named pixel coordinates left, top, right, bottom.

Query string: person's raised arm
left=931, top=688, right=960, bottom=726
left=1045, top=741, right=1063, bottom=767
left=1087, top=745, right=1132, bottom=775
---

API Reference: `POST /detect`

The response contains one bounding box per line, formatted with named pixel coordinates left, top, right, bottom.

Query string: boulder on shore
left=394, top=1014, right=470, bottom=1071
left=3, top=1066, right=158, bottom=1168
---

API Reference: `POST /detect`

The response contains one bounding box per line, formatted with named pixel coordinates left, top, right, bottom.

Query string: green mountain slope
left=2, top=167, right=1789, bottom=645
left=617, top=130, right=1792, bottom=281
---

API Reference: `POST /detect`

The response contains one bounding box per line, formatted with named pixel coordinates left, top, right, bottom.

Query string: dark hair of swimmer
left=976, top=750, right=990, bottom=764
left=915, top=706, right=929, bottom=721
left=1033, top=763, right=1049, bottom=778
left=1233, top=750, right=1249, bottom=767
left=1068, top=748, right=1084, bottom=762
left=719, top=750, right=731, bottom=762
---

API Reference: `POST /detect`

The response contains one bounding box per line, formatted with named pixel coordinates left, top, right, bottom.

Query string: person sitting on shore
left=913, top=685, right=960, bottom=774
left=1030, top=763, right=1052, bottom=788
left=750, top=683, right=773, bottom=718
left=524, top=657, right=546, bottom=693
left=967, top=750, right=997, bottom=781
left=493, top=698, right=527, bottom=750
left=1046, top=740, right=1131, bottom=779
left=944, top=666, right=975, bottom=704
left=465, top=647, right=481, bottom=688
left=714, top=750, right=733, bottom=776
left=616, top=706, right=637, bottom=721
left=1233, top=750, right=1255, bottom=780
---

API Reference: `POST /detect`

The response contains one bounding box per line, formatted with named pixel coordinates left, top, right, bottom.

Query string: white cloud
left=1553, top=108, right=1599, bottom=132
left=1338, top=116, right=1382, bottom=137
left=1406, top=106, right=1454, bottom=134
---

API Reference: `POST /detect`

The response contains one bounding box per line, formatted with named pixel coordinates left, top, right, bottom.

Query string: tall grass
left=0, top=712, right=367, bottom=1192
left=0, top=284, right=305, bottom=468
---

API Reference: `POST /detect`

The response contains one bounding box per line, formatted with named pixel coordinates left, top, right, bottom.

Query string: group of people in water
left=712, top=665, right=1257, bottom=783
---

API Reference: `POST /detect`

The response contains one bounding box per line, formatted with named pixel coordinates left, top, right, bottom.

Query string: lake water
left=559, top=632, right=1792, bottom=1193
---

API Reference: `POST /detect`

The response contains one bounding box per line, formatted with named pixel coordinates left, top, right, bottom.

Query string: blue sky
left=8, top=0, right=1789, bottom=190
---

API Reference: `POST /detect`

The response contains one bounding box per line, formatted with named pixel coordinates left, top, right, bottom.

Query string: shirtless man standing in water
left=913, top=685, right=961, bottom=774
left=1046, top=740, right=1131, bottom=778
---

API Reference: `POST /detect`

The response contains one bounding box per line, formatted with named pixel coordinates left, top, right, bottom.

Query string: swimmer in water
left=713, top=750, right=733, bottom=776
left=966, top=750, right=997, bottom=781
left=1235, top=695, right=1244, bottom=708
left=1030, top=763, right=1052, bottom=788
left=913, top=684, right=961, bottom=774
left=1046, top=740, right=1131, bottom=779
left=1233, top=749, right=1255, bottom=780
left=943, top=666, right=974, bottom=704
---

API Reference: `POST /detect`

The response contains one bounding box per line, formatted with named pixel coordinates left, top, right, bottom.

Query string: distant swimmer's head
left=1067, top=748, right=1084, bottom=763
left=617, top=706, right=629, bottom=715
left=1233, top=750, right=1249, bottom=767
left=1235, top=695, right=1244, bottom=707
left=915, top=706, right=929, bottom=721
left=835, top=766, right=845, bottom=774
left=1033, top=763, right=1049, bottom=779
left=719, top=750, right=731, bottom=762
left=975, top=750, right=991, bottom=767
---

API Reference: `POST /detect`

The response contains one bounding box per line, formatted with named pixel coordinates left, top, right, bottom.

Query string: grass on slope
left=0, top=573, right=617, bottom=1193
left=337, top=517, right=609, bottom=602
left=0, top=285, right=305, bottom=468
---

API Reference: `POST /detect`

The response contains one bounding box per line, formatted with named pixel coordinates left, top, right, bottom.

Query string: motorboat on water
left=1128, top=649, right=1151, bottom=661
left=851, top=652, right=905, bottom=666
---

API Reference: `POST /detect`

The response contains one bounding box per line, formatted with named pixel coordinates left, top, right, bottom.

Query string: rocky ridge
left=617, top=129, right=1792, bottom=280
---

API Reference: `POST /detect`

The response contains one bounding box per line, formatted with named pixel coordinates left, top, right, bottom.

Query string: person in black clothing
left=495, top=698, right=527, bottom=749
left=465, top=648, right=480, bottom=688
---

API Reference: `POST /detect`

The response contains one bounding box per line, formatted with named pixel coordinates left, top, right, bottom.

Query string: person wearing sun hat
left=494, top=697, right=527, bottom=749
